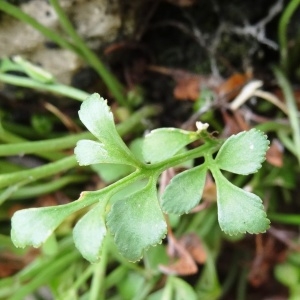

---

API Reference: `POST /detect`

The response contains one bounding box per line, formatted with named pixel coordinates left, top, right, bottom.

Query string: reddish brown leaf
left=221, top=110, right=243, bottom=136
left=159, top=232, right=206, bottom=276
left=159, top=249, right=198, bottom=276
left=248, top=234, right=287, bottom=287
left=147, top=66, right=253, bottom=105
left=0, top=249, right=39, bottom=278
left=179, top=233, right=206, bottom=264
left=217, top=73, right=250, bottom=101
left=159, top=234, right=198, bottom=275
left=173, top=75, right=202, bottom=100
left=0, top=258, right=22, bottom=278
left=147, top=65, right=222, bottom=101
left=201, top=174, right=217, bottom=203
left=266, top=139, right=283, bottom=167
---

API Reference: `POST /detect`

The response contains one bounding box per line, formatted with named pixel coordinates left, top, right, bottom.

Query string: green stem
left=220, top=254, right=239, bottom=299
left=87, top=169, right=145, bottom=201
left=0, top=122, right=27, bottom=143
left=146, top=140, right=220, bottom=173
left=255, top=121, right=290, bottom=133
left=0, top=105, right=159, bottom=157
left=236, top=265, right=248, bottom=300
left=0, top=1, right=125, bottom=105
left=44, top=169, right=149, bottom=229
left=184, top=205, right=217, bottom=237
left=87, top=141, right=221, bottom=201
left=268, top=213, right=300, bottom=225
left=0, top=182, right=31, bottom=206
left=104, top=266, right=128, bottom=290
left=0, top=105, right=158, bottom=198
left=0, top=156, right=77, bottom=189
left=0, top=121, right=62, bottom=161
left=133, top=277, right=160, bottom=300
left=17, top=237, right=74, bottom=280
left=0, top=122, right=64, bottom=160
left=195, top=243, right=220, bottom=295
left=50, top=0, right=126, bottom=106
left=7, top=175, right=88, bottom=200
left=274, top=67, right=300, bottom=164
left=161, top=277, right=173, bottom=300
left=49, top=0, right=126, bottom=106
left=0, top=131, right=92, bottom=157
left=89, top=239, right=109, bottom=300
left=0, top=74, right=89, bottom=101
left=0, top=1, right=80, bottom=55
left=279, top=0, right=300, bottom=73
left=115, top=105, right=161, bottom=136
left=69, top=264, right=94, bottom=293
left=278, top=130, right=297, bottom=156
left=9, top=251, right=80, bottom=300
left=0, top=246, right=78, bottom=299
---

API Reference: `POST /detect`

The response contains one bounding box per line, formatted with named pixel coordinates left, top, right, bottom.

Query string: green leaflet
left=143, top=128, right=200, bottom=163
left=75, top=140, right=135, bottom=166
left=161, top=165, right=207, bottom=214
left=11, top=201, right=83, bottom=248
left=90, top=138, right=144, bottom=183
left=215, top=129, right=269, bottom=175
left=212, top=167, right=270, bottom=235
left=106, top=182, right=167, bottom=262
left=77, top=93, right=138, bottom=166
left=13, top=56, right=55, bottom=84
left=73, top=201, right=107, bottom=263
left=78, top=93, right=118, bottom=143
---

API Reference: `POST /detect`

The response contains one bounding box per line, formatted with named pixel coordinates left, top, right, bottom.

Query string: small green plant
left=10, top=93, right=270, bottom=262
left=0, top=56, right=89, bottom=101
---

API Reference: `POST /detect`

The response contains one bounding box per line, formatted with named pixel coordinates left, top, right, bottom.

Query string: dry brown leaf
left=266, top=139, right=283, bottom=167
left=173, top=71, right=249, bottom=102
left=0, top=249, right=39, bottom=278
left=0, top=257, right=22, bottom=278
left=147, top=65, right=222, bottom=101
left=248, top=235, right=286, bottom=287
left=179, top=233, right=206, bottom=264
left=248, top=235, right=273, bottom=287
left=217, top=73, right=250, bottom=100
left=202, top=175, right=217, bottom=202
left=147, top=65, right=253, bottom=102
left=44, top=102, right=81, bottom=133
left=159, top=248, right=198, bottom=276
left=173, top=75, right=202, bottom=100
left=36, top=194, right=59, bottom=207
left=159, top=232, right=206, bottom=276
left=172, top=70, right=221, bottom=101
left=221, top=110, right=243, bottom=136
left=147, top=65, right=255, bottom=113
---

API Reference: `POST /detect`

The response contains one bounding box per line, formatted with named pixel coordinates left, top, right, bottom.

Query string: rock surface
left=0, top=0, right=134, bottom=84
